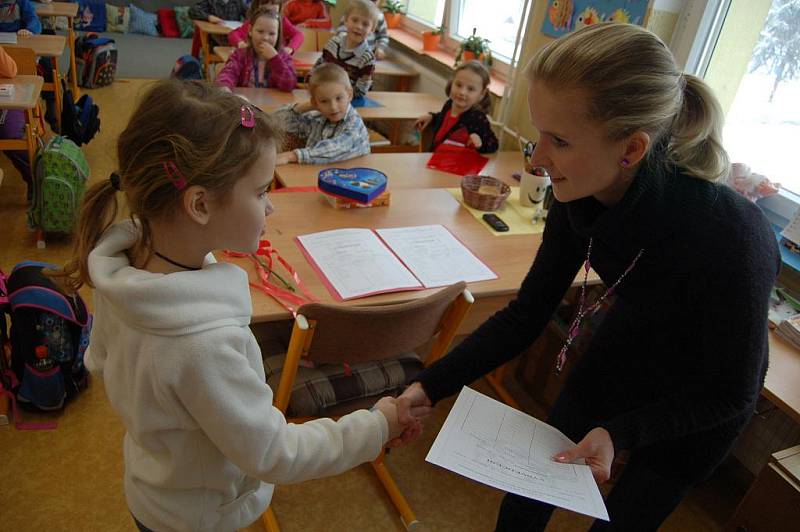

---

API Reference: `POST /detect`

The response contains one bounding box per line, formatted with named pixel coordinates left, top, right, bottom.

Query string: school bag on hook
left=1, top=262, right=91, bottom=412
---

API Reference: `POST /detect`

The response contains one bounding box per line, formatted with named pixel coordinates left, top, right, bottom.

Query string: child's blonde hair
left=447, top=60, right=492, bottom=114
left=526, top=22, right=728, bottom=181
left=308, top=63, right=352, bottom=96
left=59, top=80, right=282, bottom=291
left=247, top=5, right=283, bottom=49
left=345, top=0, right=381, bottom=27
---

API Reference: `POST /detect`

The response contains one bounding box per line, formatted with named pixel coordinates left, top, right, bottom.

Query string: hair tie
left=163, top=161, right=188, bottom=191
left=109, top=172, right=121, bottom=191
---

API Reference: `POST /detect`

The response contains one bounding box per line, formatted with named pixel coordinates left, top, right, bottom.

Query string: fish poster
left=541, top=0, right=652, bottom=37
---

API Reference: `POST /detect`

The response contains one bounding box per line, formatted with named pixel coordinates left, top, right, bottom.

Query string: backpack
left=171, top=54, right=203, bottom=80
left=27, top=136, right=90, bottom=237
left=74, top=1, right=108, bottom=33
left=1, top=262, right=91, bottom=413
left=60, top=85, right=100, bottom=146
left=75, top=33, right=117, bottom=89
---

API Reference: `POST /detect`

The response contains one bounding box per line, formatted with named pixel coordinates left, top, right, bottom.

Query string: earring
left=620, top=158, right=630, bottom=167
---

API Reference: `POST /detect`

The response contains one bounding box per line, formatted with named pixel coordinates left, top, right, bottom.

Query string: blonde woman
left=395, top=23, right=779, bottom=530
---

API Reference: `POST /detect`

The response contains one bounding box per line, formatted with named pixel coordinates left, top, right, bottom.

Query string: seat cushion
left=264, top=352, right=424, bottom=418
left=129, top=4, right=159, bottom=37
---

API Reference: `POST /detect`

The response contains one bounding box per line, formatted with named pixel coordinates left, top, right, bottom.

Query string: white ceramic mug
left=519, top=171, right=550, bottom=208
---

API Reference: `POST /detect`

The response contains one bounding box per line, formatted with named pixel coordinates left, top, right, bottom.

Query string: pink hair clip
left=241, top=105, right=255, bottom=128
left=163, top=161, right=187, bottom=191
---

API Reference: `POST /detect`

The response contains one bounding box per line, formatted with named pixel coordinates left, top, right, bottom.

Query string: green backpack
left=28, top=136, right=90, bottom=239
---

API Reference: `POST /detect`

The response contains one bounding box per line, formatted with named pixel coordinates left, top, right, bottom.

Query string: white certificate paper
left=426, top=387, right=609, bottom=521
left=376, top=225, right=497, bottom=287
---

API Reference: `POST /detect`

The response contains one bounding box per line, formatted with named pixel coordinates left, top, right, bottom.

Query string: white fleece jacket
left=85, top=221, right=388, bottom=532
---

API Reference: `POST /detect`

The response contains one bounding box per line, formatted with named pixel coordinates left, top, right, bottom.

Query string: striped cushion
left=264, top=352, right=424, bottom=417
left=129, top=4, right=158, bottom=36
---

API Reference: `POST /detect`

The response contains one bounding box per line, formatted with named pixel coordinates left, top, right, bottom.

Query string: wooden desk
left=236, top=188, right=596, bottom=332
left=35, top=1, right=79, bottom=98
left=215, top=45, right=234, bottom=63
left=291, top=51, right=419, bottom=90
left=195, top=20, right=234, bottom=80
left=238, top=87, right=444, bottom=143
left=766, top=333, right=800, bottom=424
left=0, top=75, right=44, bottom=173
left=274, top=151, right=523, bottom=189
left=6, top=34, right=65, bottom=131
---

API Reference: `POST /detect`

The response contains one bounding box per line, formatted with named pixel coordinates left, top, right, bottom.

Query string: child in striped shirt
left=274, top=63, right=370, bottom=165
left=313, top=0, right=380, bottom=98
left=335, top=0, right=388, bottom=59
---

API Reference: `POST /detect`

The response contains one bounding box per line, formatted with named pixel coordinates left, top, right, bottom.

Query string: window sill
left=387, top=27, right=507, bottom=98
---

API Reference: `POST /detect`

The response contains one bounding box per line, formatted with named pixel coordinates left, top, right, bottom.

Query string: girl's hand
left=468, top=133, right=483, bottom=149
left=375, top=48, right=387, bottom=60
left=373, top=396, right=404, bottom=441
left=208, top=15, right=224, bottom=24
left=17, top=29, right=31, bottom=37
left=276, top=151, right=298, bottom=165
left=553, top=427, right=615, bottom=484
left=282, top=47, right=295, bottom=55
left=256, top=42, right=278, bottom=60
left=414, top=113, right=433, bottom=131
left=237, top=41, right=249, bottom=49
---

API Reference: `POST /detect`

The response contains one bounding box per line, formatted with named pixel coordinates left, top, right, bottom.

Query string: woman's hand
left=276, top=151, right=298, bottom=165
left=467, top=133, right=483, bottom=149
left=386, top=382, right=432, bottom=447
left=414, top=113, right=433, bottom=131
left=553, top=427, right=615, bottom=484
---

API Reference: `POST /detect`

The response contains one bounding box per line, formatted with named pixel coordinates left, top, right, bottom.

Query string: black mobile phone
left=482, top=213, right=509, bottom=232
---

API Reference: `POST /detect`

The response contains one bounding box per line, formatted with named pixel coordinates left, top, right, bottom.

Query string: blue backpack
left=0, top=262, right=91, bottom=414
left=171, top=54, right=203, bottom=80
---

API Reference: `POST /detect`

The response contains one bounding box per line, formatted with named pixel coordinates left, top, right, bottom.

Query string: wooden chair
left=315, top=29, right=334, bottom=51
left=264, top=282, right=474, bottom=531
left=296, top=27, right=320, bottom=53
left=4, top=46, right=37, bottom=75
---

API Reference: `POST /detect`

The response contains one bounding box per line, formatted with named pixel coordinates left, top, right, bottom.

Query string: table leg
left=25, top=108, right=36, bottom=171
left=51, top=61, right=63, bottom=132
left=396, top=76, right=410, bottom=92
left=67, top=19, right=80, bottom=98
left=201, top=30, right=212, bottom=80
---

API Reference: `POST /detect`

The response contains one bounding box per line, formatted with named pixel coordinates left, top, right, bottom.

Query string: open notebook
left=296, top=224, right=497, bottom=300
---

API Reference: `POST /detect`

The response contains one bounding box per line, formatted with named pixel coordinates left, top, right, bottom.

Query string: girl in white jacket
left=56, top=80, right=414, bottom=532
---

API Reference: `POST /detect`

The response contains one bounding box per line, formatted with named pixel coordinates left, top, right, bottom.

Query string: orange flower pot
left=384, top=12, right=402, bottom=29
left=462, top=50, right=477, bottom=62
left=422, top=31, right=440, bottom=51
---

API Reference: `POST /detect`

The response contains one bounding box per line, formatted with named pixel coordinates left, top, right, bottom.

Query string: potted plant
left=455, top=27, right=492, bottom=66
left=382, top=0, right=405, bottom=29
left=422, top=22, right=445, bottom=51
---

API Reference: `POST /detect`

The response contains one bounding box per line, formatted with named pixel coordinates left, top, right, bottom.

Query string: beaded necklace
left=555, top=238, right=644, bottom=373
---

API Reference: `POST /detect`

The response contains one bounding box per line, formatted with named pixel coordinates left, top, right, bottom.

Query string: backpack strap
left=0, top=370, right=58, bottom=430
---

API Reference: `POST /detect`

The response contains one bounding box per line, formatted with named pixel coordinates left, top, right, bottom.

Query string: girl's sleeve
left=21, top=1, right=42, bottom=34
left=281, top=17, right=304, bottom=52
left=467, top=111, right=499, bottom=153
left=216, top=52, right=244, bottom=89
left=267, top=51, right=297, bottom=92
left=189, top=0, right=212, bottom=20
left=0, top=46, right=18, bottom=78
left=274, top=104, right=313, bottom=138
left=228, top=21, right=249, bottom=47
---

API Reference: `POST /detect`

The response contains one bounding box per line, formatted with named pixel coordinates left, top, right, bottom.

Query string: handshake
left=371, top=382, right=432, bottom=448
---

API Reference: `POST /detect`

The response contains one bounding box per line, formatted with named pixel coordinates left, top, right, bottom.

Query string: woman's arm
left=416, top=201, right=586, bottom=404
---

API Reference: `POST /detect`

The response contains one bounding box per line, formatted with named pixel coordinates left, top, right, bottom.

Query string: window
left=699, top=0, right=800, bottom=193
left=450, top=0, right=528, bottom=61
left=406, top=0, right=446, bottom=27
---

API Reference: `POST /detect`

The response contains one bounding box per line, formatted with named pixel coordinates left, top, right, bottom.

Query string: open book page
left=376, top=225, right=497, bottom=287
left=426, top=387, right=609, bottom=521
left=296, top=228, right=422, bottom=300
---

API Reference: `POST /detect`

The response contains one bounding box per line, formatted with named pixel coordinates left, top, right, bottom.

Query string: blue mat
left=351, top=96, right=383, bottom=108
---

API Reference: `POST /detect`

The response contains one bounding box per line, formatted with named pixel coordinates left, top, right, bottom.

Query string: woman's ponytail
left=668, top=74, right=730, bottom=181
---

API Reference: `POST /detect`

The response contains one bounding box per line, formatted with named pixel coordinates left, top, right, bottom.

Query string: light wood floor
left=0, top=79, right=750, bottom=531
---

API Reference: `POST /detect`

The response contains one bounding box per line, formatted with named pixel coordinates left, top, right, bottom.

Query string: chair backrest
left=296, top=27, right=320, bottom=53
left=315, top=30, right=334, bottom=51
left=297, top=281, right=467, bottom=364
left=4, top=47, right=37, bottom=76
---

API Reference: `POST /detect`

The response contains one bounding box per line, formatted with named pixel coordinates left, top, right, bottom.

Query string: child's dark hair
left=446, top=60, right=493, bottom=114
left=247, top=5, right=283, bottom=49
left=58, top=80, right=282, bottom=291
left=246, top=0, right=285, bottom=19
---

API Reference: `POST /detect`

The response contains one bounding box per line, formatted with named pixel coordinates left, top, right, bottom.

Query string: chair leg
left=370, top=450, right=420, bottom=531
left=261, top=506, right=280, bottom=532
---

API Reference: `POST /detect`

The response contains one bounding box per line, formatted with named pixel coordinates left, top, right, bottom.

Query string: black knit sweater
left=425, top=99, right=499, bottom=154
left=418, top=158, right=780, bottom=472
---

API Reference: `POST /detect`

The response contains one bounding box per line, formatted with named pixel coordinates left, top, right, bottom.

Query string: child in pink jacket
left=228, top=0, right=304, bottom=55
left=217, top=6, right=296, bottom=91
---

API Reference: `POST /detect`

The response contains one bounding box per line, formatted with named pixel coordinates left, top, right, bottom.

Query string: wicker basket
left=460, top=175, right=511, bottom=211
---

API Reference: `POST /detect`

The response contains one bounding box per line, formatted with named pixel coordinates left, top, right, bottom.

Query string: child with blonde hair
left=274, top=63, right=370, bottom=165
left=415, top=60, right=499, bottom=153
left=59, top=80, right=409, bottom=532
left=313, top=0, right=380, bottom=98
left=336, top=0, right=389, bottom=59
left=217, top=6, right=296, bottom=91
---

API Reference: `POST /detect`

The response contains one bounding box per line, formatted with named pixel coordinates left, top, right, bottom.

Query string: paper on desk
left=376, top=225, right=496, bottom=287
left=426, top=387, right=609, bottom=521
left=222, top=20, right=243, bottom=30
left=0, top=32, right=17, bottom=44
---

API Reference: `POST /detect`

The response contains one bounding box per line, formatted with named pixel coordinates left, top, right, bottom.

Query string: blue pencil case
left=318, top=168, right=388, bottom=203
